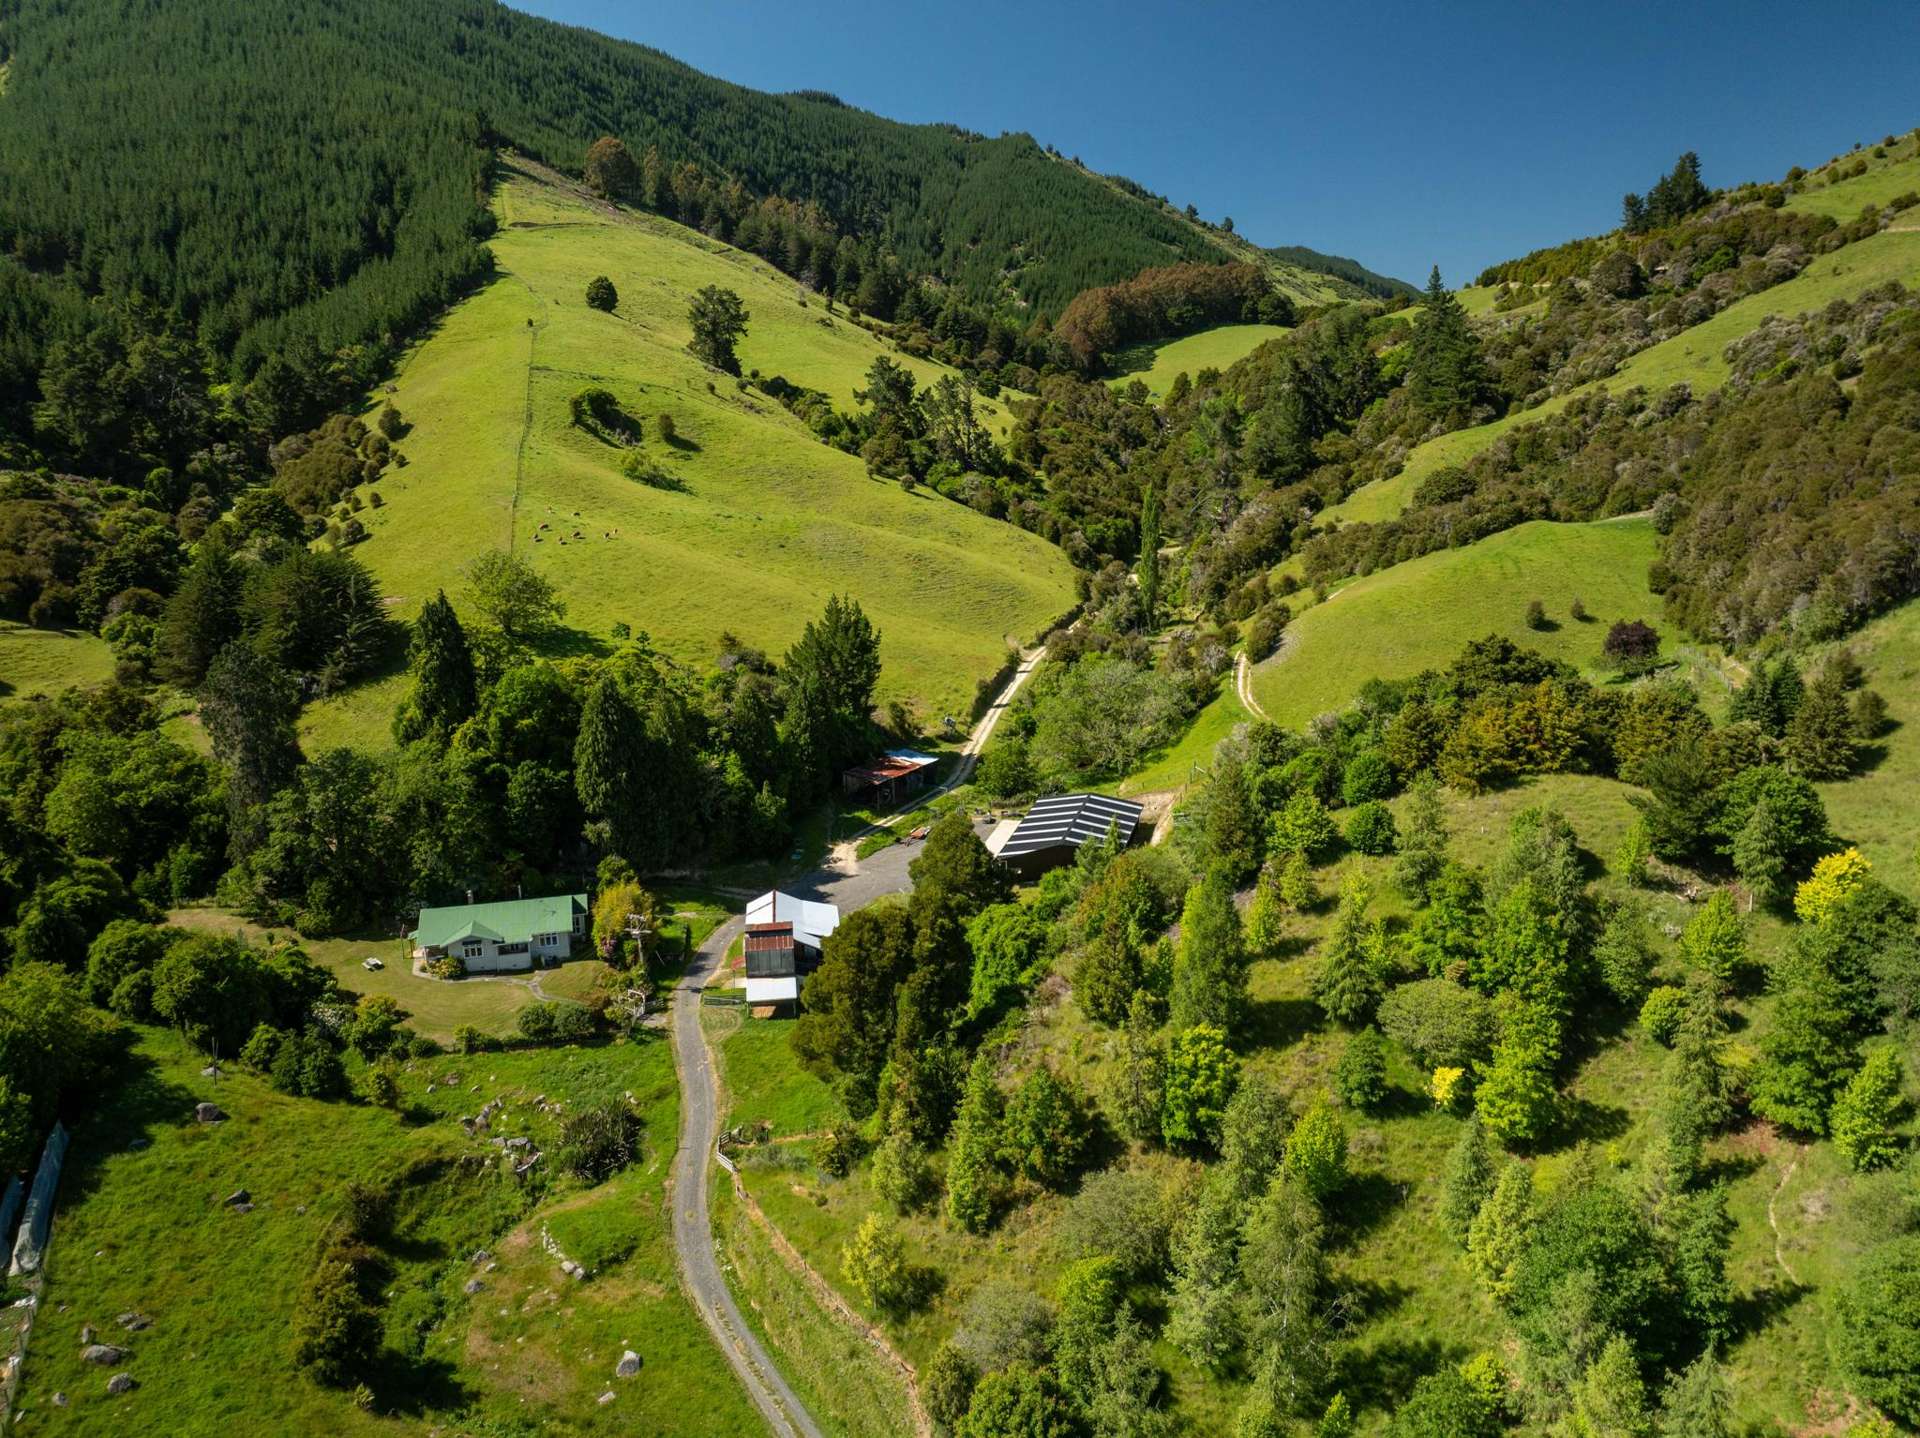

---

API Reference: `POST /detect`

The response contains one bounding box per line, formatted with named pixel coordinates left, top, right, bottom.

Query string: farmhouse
left=743, top=890, right=841, bottom=1010
left=986, top=793, right=1144, bottom=881
left=840, top=748, right=939, bottom=805
left=411, top=893, right=589, bottom=974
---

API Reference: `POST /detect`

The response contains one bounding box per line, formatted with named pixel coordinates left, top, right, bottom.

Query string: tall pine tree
left=393, top=590, right=476, bottom=745
left=1406, top=266, right=1493, bottom=423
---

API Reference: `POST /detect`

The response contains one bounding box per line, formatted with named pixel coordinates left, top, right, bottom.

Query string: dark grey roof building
left=985, top=793, right=1145, bottom=879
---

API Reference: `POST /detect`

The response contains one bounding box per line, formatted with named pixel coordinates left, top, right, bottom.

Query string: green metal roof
left=411, top=893, right=587, bottom=948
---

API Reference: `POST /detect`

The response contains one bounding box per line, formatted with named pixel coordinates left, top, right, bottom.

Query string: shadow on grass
left=1727, top=1278, right=1811, bottom=1346
left=365, top=1348, right=473, bottom=1415
left=1242, top=996, right=1321, bottom=1052
left=55, top=1043, right=199, bottom=1209
left=1546, top=1092, right=1632, bottom=1148
left=1331, top=1170, right=1408, bottom=1245
left=1332, top=1334, right=1468, bottom=1415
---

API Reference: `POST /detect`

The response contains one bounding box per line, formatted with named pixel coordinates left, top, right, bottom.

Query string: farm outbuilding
left=743, top=890, right=841, bottom=1010
left=986, top=793, right=1144, bottom=881
left=840, top=749, right=939, bottom=805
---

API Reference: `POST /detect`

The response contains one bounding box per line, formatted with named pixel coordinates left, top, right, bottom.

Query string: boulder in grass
left=194, top=1103, right=226, bottom=1124
left=598, top=1391, right=616, bottom=1406
left=615, top=1350, right=641, bottom=1378
left=107, top=1373, right=136, bottom=1396
left=116, top=1312, right=151, bottom=1331
left=52, top=1393, right=68, bottom=1408
left=222, top=1189, right=250, bottom=1207
left=81, top=1344, right=128, bottom=1366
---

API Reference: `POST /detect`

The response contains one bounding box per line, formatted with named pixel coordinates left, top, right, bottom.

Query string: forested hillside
left=0, top=0, right=1395, bottom=440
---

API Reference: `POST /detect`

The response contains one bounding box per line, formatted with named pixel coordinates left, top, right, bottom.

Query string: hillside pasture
left=0, top=622, right=115, bottom=699
left=301, top=162, right=1075, bottom=748
left=1323, top=227, right=1920, bottom=526
left=1107, top=322, right=1292, bottom=399
left=17, top=1028, right=754, bottom=1436
left=1250, top=516, right=1658, bottom=727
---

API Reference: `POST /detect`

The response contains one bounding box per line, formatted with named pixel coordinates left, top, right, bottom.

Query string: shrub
left=840, top=1213, right=925, bottom=1316
left=1283, top=1098, right=1349, bottom=1201
left=655, top=412, right=677, bottom=443
left=291, top=1254, right=379, bottom=1386
left=1340, top=750, right=1394, bottom=805
left=1380, top=978, right=1495, bottom=1070
left=1602, top=619, right=1661, bottom=673
left=1830, top=1235, right=1920, bottom=1424
left=870, top=1122, right=937, bottom=1213
left=1345, top=801, right=1397, bottom=855
left=585, top=275, right=618, bottom=311
left=518, top=999, right=596, bottom=1043
left=1525, top=599, right=1548, bottom=631
left=559, top=1101, right=643, bottom=1182
left=1640, top=986, right=1688, bottom=1046
left=452, top=1024, right=491, bottom=1054
left=1831, top=1049, right=1905, bottom=1172
left=1796, top=848, right=1872, bottom=923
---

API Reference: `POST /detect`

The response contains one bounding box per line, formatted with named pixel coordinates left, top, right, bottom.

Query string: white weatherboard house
left=411, top=893, right=589, bottom=974
left=742, top=890, right=840, bottom=1008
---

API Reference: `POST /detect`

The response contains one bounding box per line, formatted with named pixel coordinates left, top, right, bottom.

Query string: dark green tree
left=584, top=274, right=618, bottom=311
left=1168, top=871, right=1247, bottom=1034
left=1406, top=266, right=1493, bottom=421
left=687, top=284, right=749, bottom=373
left=1137, top=482, right=1161, bottom=628
left=393, top=590, right=476, bottom=744
left=199, top=642, right=302, bottom=858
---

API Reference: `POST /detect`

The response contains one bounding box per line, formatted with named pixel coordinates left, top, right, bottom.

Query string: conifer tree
left=1831, top=1047, right=1904, bottom=1171
left=1244, top=865, right=1286, bottom=957
left=1751, top=946, right=1859, bottom=1134
left=1657, top=1354, right=1731, bottom=1438
left=1393, top=772, right=1449, bottom=903
left=1593, top=901, right=1655, bottom=1008
left=1169, top=872, right=1248, bottom=1034
left=944, top=1052, right=1003, bottom=1233
left=1785, top=670, right=1858, bottom=779
left=1166, top=1174, right=1242, bottom=1370
left=1312, top=875, right=1383, bottom=1026
left=1277, top=849, right=1318, bottom=913
left=1240, top=1176, right=1332, bottom=1418
left=199, top=642, right=302, bottom=858
left=1733, top=795, right=1790, bottom=906
left=1108, top=991, right=1166, bottom=1142
left=1406, top=266, right=1492, bottom=421
left=1202, top=749, right=1260, bottom=886
left=394, top=589, right=476, bottom=744
left=1570, top=1334, right=1651, bottom=1437
left=1467, top=1161, right=1536, bottom=1307
left=1440, top=1113, right=1496, bottom=1244
left=1679, top=890, right=1746, bottom=990
left=158, top=541, right=243, bottom=686
left=1335, top=1026, right=1387, bottom=1112
left=575, top=671, right=646, bottom=859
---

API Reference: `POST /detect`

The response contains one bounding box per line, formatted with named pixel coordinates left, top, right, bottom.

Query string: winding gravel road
left=665, top=643, right=1047, bottom=1435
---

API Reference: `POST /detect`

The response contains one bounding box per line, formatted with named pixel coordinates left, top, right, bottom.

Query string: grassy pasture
left=0, top=622, right=115, bottom=699
left=303, top=163, right=1075, bottom=748
left=1324, top=227, right=1920, bottom=526
left=17, top=1028, right=756, bottom=1436
left=1107, top=323, right=1292, bottom=400
left=1783, top=132, right=1920, bottom=221
left=1250, top=517, right=1658, bottom=727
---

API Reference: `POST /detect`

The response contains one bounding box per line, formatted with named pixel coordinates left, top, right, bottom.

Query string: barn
left=985, top=793, right=1145, bottom=881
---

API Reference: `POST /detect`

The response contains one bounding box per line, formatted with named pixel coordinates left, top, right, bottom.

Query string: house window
left=498, top=942, right=528, bottom=955
left=571, top=914, right=585, bottom=935
left=462, top=942, right=483, bottom=959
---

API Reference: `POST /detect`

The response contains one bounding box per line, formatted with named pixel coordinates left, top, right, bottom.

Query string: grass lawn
left=1324, top=227, right=1920, bottom=526
left=707, top=1009, right=847, bottom=1136
left=1249, top=517, right=1659, bottom=727
left=17, top=1027, right=757, bottom=1435
left=302, top=160, right=1074, bottom=750
left=0, top=621, right=115, bottom=699
left=1107, top=324, right=1291, bottom=400
left=166, top=907, right=558, bottom=1042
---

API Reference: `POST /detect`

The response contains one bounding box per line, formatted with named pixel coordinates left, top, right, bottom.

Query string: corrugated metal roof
left=745, top=924, right=795, bottom=952
left=412, top=893, right=587, bottom=948
left=745, top=891, right=840, bottom=951
left=745, top=975, right=799, bottom=1004
left=995, top=794, right=1143, bottom=859
left=843, top=749, right=939, bottom=787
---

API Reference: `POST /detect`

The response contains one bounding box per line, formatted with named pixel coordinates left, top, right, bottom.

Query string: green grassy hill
left=17, top=1028, right=754, bottom=1437
left=1250, top=516, right=1659, bottom=726
left=1323, top=226, right=1920, bottom=526
left=1107, top=323, right=1293, bottom=400
left=0, top=621, right=114, bottom=700
left=300, top=162, right=1076, bottom=750
left=1782, top=130, right=1920, bottom=220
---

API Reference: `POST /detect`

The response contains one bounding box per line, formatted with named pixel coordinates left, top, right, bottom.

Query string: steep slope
left=301, top=162, right=1075, bottom=748
left=1323, top=226, right=1920, bottom=526
left=1250, top=517, right=1659, bottom=725
left=0, top=0, right=1391, bottom=416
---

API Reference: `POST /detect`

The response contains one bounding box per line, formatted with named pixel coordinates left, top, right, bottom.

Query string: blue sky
left=521, top=0, right=1920, bottom=287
